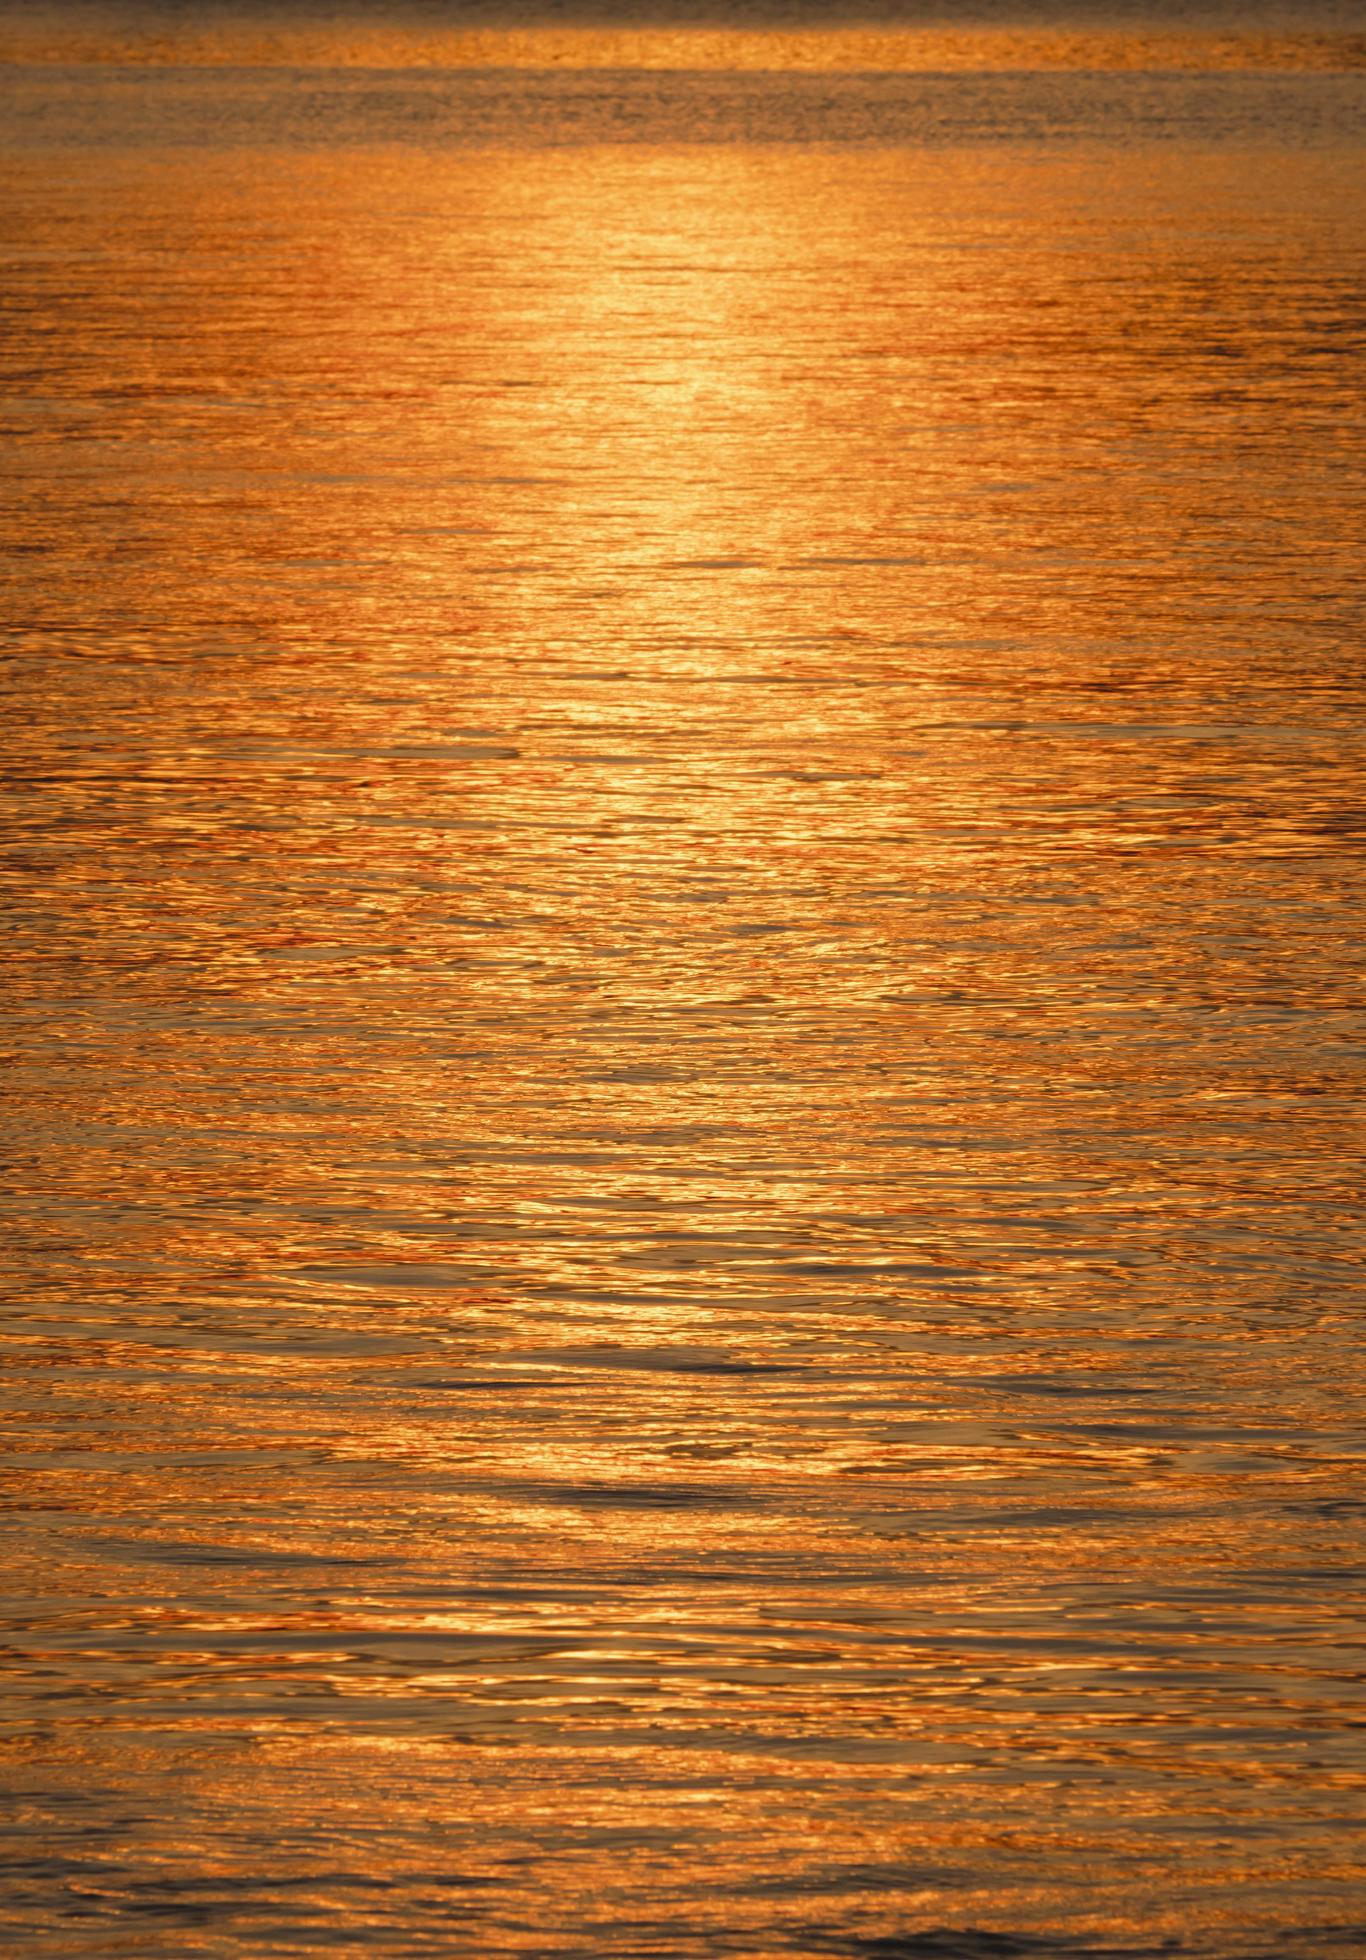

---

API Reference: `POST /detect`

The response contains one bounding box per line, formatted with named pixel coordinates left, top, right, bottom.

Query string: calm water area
left=2, top=5, right=1364, bottom=1953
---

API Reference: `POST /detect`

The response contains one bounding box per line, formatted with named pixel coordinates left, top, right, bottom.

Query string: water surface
left=2, top=16, right=1364, bottom=1955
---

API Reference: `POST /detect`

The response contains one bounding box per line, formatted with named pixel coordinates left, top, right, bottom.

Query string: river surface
left=2, top=9, right=1364, bottom=1955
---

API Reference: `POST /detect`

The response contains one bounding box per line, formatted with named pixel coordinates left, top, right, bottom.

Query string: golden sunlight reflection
left=2, top=41, right=1365, bottom=1960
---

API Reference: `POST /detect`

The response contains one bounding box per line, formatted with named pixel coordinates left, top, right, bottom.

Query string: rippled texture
left=2, top=24, right=1365, bottom=1958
